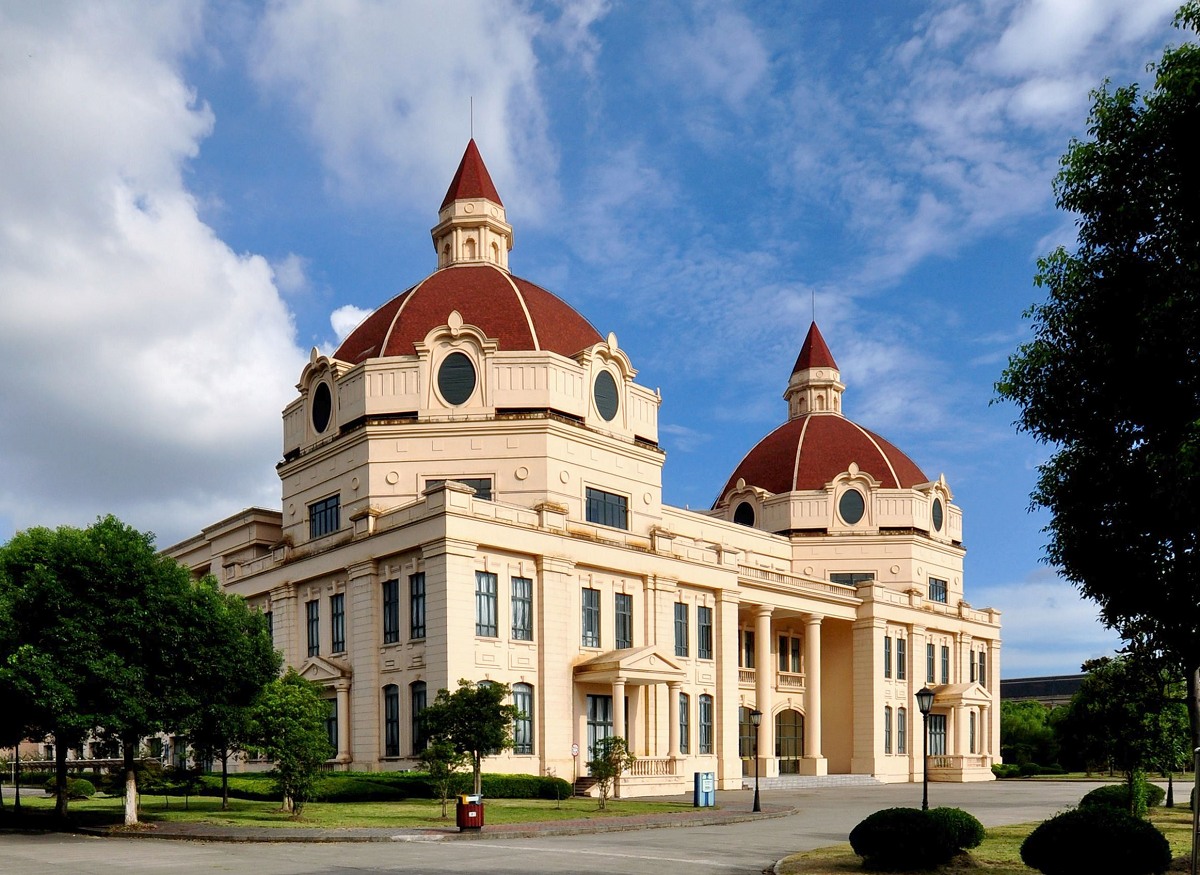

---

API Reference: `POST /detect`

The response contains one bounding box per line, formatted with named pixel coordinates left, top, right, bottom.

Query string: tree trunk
left=13, top=739, right=21, bottom=812
left=54, top=735, right=68, bottom=820
left=122, top=734, right=139, bottom=826
left=1188, top=666, right=1200, bottom=752
left=473, top=754, right=481, bottom=796
left=221, top=749, right=230, bottom=811
left=1167, top=771, right=1174, bottom=807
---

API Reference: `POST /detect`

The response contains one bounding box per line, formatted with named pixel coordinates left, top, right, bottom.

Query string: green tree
left=421, top=679, right=519, bottom=796
left=181, top=580, right=281, bottom=810
left=418, top=737, right=469, bottom=817
left=587, top=735, right=634, bottom=810
left=249, top=669, right=332, bottom=816
left=1000, top=700, right=1060, bottom=766
left=995, top=3, right=1200, bottom=745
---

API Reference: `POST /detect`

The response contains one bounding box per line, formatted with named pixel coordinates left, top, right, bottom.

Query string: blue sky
left=0, top=0, right=1187, bottom=675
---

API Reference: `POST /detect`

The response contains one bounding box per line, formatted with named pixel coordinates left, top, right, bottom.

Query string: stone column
left=668, top=680, right=682, bottom=759
left=334, top=678, right=352, bottom=765
left=714, top=589, right=741, bottom=790
left=612, top=678, right=627, bottom=798
left=801, top=613, right=827, bottom=775
left=753, top=605, right=774, bottom=777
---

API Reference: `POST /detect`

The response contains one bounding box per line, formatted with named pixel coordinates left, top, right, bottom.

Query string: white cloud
left=655, top=4, right=769, bottom=108
left=0, top=3, right=303, bottom=546
left=330, top=304, right=372, bottom=343
left=250, top=0, right=570, bottom=222
left=271, top=252, right=311, bottom=294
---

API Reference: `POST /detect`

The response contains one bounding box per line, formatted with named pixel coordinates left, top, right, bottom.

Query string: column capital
left=753, top=604, right=774, bottom=619
left=805, top=613, right=824, bottom=628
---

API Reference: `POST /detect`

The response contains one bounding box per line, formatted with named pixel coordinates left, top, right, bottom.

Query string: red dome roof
left=333, top=264, right=603, bottom=365
left=717, top=413, right=928, bottom=502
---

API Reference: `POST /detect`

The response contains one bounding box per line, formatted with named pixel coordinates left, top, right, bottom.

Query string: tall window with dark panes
left=511, top=577, right=533, bottom=641
left=308, top=494, right=340, bottom=539
left=475, top=571, right=497, bottom=637
left=674, top=602, right=689, bottom=657
left=697, top=606, right=713, bottom=659
left=883, top=706, right=892, bottom=753
left=699, top=694, right=714, bottom=754
left=941, top=644, right=950, bottom=684
left=585, top=487, right=628, bottom=529
left=382, top=579, right=399, bottom=644
left=779, top=635, right=801, bottom=673
left=978, top=650, right=987, bottom=688
left=678, top=692, right=690, bottom=754
left=614, top=593, right=632, bottom=649
left=512, top=683, right=533, bottom=755
left=897, top=637, right=907, bottom=680
left=411, top=681, right=427, bottom=753
left=897, top=707, right=907, bottom=754
left=306, top=599, right=320, bottom=657
left=330, top=593, right=345, bottom=653
left=929, top=714, right=947, bottom=755
left=409, top=572, right=426, bottom=639
left=325, top=698, right=337, bottom=756
left=384, top=685, right=400, bottom=757
left=970, top=650, right=977, bottom=682
left=742, top=629, right=755, bottom=668
left=926, top=643, right=935, bottom=683
left=581, top=587, right=600, bottom=647
left=264, top=610, right=273, bottom=644
left=928, top=576, right=948, bottom=603
left=883, top=635, right=892, bottom=678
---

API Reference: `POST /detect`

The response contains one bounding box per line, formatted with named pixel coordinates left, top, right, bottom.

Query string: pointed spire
left=432, top=140, right=513, bottom=271
left=784, top=321, right=844, bottom=419
left=440, top=139, right=503, bottom=210
left=791, top=322, right=838, bottom=373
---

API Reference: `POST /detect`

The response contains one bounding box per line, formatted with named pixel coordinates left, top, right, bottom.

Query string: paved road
left=0, top=781, right=1111, bottom=875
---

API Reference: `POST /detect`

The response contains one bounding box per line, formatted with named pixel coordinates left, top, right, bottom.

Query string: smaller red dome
left=717, top=413, right=927, bottom=502
left=333, top=264, right=603, bottom=365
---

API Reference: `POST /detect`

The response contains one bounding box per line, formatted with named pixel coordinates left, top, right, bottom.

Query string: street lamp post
left=750, top=709, right=762, bottom=813
left=916, top=687, right=935, bottom=811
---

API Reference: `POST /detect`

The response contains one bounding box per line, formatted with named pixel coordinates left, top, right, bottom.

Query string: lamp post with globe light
left=916, top=687, right=935, bottom=811
left=750, top=709, right=762, bottom=813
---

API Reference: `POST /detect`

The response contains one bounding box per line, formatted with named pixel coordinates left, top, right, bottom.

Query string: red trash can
left=455, top=794, right=484, bottom=831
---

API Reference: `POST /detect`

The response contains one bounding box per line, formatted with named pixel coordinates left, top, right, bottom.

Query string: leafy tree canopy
left=996, top=2, right=1200, bottom=740
left=421, top=679, right=519, bottom=796
left=249, top=668, right=332, bottom=816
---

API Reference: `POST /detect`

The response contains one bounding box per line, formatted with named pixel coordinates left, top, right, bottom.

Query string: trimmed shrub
left=849, top=807, right=958, bottom=870
left=42, top=777, right=96, bottom=799
left=1081, top=781, right=1165, bottom=812
left=927, top=806, right=985, bottom=850
left=991, top=763, right=1020, bottom=779
left=1021, top=807, right=1170, bottom=875
left=1018, top=762, right=1042, bottom=777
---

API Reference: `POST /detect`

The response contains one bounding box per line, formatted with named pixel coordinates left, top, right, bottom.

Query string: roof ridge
left=497, top=267, right=540, bottom=351
left=791, top=415, right=813, bottom=491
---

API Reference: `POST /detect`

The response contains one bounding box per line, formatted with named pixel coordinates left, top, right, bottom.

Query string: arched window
left=738, top=706, right=755, bottom=759
left=464, top=238, right=477, bottom=259
left=383, top=685, right=400, bottom=757
left=491, top=241, right=500, bottom=263
left=775, top=709, right=804, bottom=774
left=513, top=683, right=534, bottom=755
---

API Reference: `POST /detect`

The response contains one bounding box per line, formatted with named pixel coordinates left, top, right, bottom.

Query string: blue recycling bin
left=693, top=771, right=716, bottom=807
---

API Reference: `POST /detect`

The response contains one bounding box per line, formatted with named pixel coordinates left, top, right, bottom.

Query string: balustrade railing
left=628, top=757, right=677, bottom=777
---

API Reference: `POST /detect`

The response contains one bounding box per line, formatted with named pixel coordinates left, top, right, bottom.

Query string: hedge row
left=180, top=771, right=572, bottom=802
left=992, top=762, right=1067, bottom=778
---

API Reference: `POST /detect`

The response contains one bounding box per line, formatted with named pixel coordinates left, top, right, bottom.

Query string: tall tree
left=996, top=3, right=1200, bottom=743
left=248, top=669, right=332, bottom=817
left=421, top=679, right=519, bottom=796
left=181, top=579, right=281, bottom=810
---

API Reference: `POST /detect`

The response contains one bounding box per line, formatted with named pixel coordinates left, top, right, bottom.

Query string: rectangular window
left=884, top=706, right=892, bottom=754
left=941, top=645, right=950, bottom=684
left=325, top=698, right=338, bottom=756
left=779, top=635, right=802, bottom=673
left=969, top=711, right=977, bottom=754
left=581, top=587, right=601, bottom=647
left=308, top=494, right=340, bottom=539
left=829, top=571, right=875, bottom=586
left=330, top=593, right=345, bottom=653
left=970, top=650, right=977, bottom=683
left=928, top=576, right=948, bottom=603
left=513, top=684, right=534, bottom=755
left=475, top=571, right=497, bottom=637
left=306, top=599, right=320, bottom=657
left=264, top=610, right=273, bottom=644
left=585, top=487, right=628, bottom=530
left=897, top=707, right=907, bottom=754
left=384, top=685, right=400, bottom=757
left=883, top=635, right=892, bottom=678
left=926, top=643, right=935, bottom=683
left=426, top=477, right=493, bottom=500
left=409, top=573, right=426, bottom=639
left=699, top=694, right=714, bottom=755
left=896, top=637, right=907, bottom=680
left=382, top=579, right=399, bottom=644
left=511, top=577, right=533, bottom=641
left=678, top=692, right=690, bottom=754
left=978, top=651, right=987, bottom=688
left=411, top=682, right=427, bottom=754
left=697, top=606, right=713, bottom=660
left=742, top=629, right=755, bottom=668
left=929, top=713, right=947, bottom=755
left=614, top=593, right=633, bottom=649
left=674, top=602, right=689, bottom=657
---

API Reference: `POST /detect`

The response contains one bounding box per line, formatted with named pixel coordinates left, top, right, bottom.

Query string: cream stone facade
left=167, top=141, right=1001, bottom=794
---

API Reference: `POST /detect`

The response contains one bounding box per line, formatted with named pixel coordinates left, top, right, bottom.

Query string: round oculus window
left=932, top=497, right=944, bottom=532
left=437, top=352, right=476, bottom=406
left=839, top=489, right=865, bottom=525
left=311, top=382, right=332, bottom=433
left=733, top=501, right=756, bottom=527
left=594, top=370, right=619, bottom=421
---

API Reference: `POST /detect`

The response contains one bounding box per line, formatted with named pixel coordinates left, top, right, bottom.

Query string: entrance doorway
left=586, top=694, right=613, bottom=766
left=775, top=709, right=805, bottom=774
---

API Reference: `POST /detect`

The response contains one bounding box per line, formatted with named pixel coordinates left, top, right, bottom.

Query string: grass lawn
left=3, top=790, right=694, bottom=829
left=776, top=806, right=1196, bottom=874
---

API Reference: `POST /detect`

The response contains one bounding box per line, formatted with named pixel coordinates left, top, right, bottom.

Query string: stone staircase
left=742, top=774, right=882, bottom=790
left=573, top=776, right=598, bottom=797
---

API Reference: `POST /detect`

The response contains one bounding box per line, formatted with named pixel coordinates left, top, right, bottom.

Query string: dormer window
left=838, top=488, right=865, bottom=525
left=437, top=352, right=476, bottom=405
left=311, top=382, right=333, bottom=433
left=932, top=498, right=944, bottom=532
left=593, top=370, right=619, bottom=421
left=733, top=501, right=755, bottom=527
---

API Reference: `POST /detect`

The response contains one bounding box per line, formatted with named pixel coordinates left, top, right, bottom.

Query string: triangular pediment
left=298, top=655, right=352, bottom=685
left=930, top=682, right=991, bottom=706
left=573, top=646, right=686, bottom=684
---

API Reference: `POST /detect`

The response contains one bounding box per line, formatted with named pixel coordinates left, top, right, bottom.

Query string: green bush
left=849, top=807, right=958, bottom=870
left=1081, top=781, right=1165, bottom=812
left=991, top=763, right=1021, bottom=779
left=1021, top=807, right=1170, bottom=875
left=1018, top=762, right=1042, bottom=777
left=927, top=807, right=985, bottom=850
left=42, top=777, right=96, bottom=799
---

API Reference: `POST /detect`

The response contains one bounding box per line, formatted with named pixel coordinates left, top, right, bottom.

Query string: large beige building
left=169, top=141, right=1001, bottom=794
